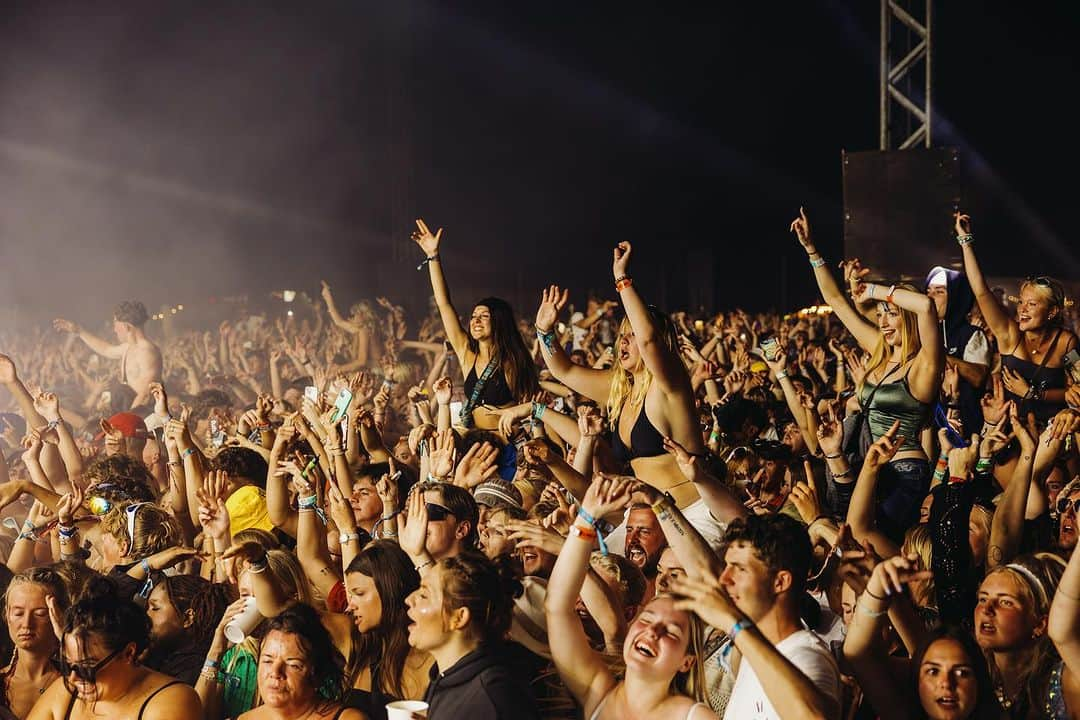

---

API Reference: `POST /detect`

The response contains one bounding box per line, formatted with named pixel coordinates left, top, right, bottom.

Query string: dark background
left=0, top=1, right=1076, bottom=333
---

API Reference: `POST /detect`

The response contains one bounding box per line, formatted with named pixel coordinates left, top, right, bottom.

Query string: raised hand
left=1001, top=366, right=1032, bottom=399
left=670, top=570, right=740, bottom=634
left=432, top=376, right=452, bottom=407
left=816, top=411, right=844, bottom=457
left=56, top=483, right=85, bottom=527
left=522, top=438, right=556, bottom=467
left=536, top=285, right=569, bottom=334
left=868, top=553, right=932, bottom=598
left=789, top=477, right=823, bottom=526
left=428, top=429, right=457, bottom=480
left=149, top=382, right=170, bottom=419
left=34, top=391, right=61, bottom=423
left=326, top=482, right=356, bottom=533
left=662, top=435, right=701, bottom=484
left=411, top=218, right=442, bottom=256
left=954, top=211, right=972, bottom=238
left=980, top=374, right=1008, bottom=424
left=577, top=405, right=604, bottom=438
left=790, top=206, right=813, bottom=250
left=581, top=474, right=634, bottom=519
left=947, top=435, right=981, bottom=479
left=863, top=420, right=904, bottom=470
left=375, top=471, right=400, bottom=515
left=398, top=488, right=429, bottom=558
left=454, top=441, right=499, bottom=489
left=612, top=241, right=633, bottom=280
left=52, top=319, right=80, bottom=335
left=506, top=519, right=565, bottom=556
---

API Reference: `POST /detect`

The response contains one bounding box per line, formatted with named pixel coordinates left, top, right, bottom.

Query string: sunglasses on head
left=124, top=502, right=152, bottom=554
left=426, top=502, right=454, bottom=522
left=61, top=645, right=125, bottom=684
left=1027, top=276, right=1054, bottom=287
left=1057, top=498, right=1080, bottom=516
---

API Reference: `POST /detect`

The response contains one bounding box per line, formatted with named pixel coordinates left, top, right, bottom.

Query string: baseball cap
left=96, top=412, right=150, bottom=441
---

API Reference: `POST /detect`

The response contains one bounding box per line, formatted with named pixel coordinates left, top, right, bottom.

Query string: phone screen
left=304, top=386, right=319, bottom=403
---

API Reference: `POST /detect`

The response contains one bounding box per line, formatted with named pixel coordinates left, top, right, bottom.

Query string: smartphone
left=330, top=388, right=353, bottom=423
left=761, top=337, right=779, bottom=362
left=304, top=385, right=319, bottom=403
left=209, top=418, right=226, bottom=448
left=449, top=400, right=464, bottom=423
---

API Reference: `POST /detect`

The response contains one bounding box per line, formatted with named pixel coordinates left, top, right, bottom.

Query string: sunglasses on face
left=426, top=503, right=454, bottom=522
left=62, top=645, right=124, bottom=684
left=1057, top=498, right=1080, bottom=516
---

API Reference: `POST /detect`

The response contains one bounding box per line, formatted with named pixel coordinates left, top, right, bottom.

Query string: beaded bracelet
left=957, top=233, right=975, bottom=246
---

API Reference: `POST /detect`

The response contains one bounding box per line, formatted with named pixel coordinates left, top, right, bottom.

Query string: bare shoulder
left=140, top=680, right=202, bottom=720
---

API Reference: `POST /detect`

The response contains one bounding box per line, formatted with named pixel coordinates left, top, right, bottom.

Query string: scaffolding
left=880, top=0, right=932, bottom=149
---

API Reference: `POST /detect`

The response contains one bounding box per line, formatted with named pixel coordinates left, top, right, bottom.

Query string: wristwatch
left=339, top=532, right=361, bottom=545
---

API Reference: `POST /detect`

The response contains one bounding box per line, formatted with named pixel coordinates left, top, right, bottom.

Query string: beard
left=626, top=541, right=663, bottom=579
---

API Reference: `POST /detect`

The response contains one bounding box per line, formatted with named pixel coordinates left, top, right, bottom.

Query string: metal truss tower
left=880, top=0, right=932, bottom=149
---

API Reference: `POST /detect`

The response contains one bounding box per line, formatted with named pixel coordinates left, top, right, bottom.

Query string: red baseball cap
left=96, top=412, right=150, bottom=441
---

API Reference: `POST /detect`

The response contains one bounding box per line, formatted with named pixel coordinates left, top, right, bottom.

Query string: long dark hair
left=152, top=574, right=234, bottom=653
left=911, top=626, right=997, bottom=720
left=467, top=297, right=538, bottom=401
left=61, top=578, right=150, bottom=694
left=344, top=541, right=418, bottom=699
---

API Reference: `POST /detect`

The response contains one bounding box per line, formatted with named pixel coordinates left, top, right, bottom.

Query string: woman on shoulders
left=412, top=218, right=538, bottom=433
left=534, top=243, right=726, bottom=546
left=956, top=212, right=1076, bottom=425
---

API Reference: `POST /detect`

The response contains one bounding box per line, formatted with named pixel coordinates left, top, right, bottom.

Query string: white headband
left=1004, top=563, right=1048, bottom=610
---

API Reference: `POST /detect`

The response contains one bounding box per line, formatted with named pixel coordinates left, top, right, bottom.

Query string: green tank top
left=857, top=366, right=930, bottom=452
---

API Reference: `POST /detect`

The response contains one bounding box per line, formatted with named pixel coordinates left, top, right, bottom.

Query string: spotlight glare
left=283, top=290, right=296, bottom=303
left=287, top=310, right=294, bottom=317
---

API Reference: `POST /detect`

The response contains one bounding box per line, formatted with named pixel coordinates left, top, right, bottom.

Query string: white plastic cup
left=385, top=700, right=428, bottom=720
left=224, top=596, right=262, bottom=644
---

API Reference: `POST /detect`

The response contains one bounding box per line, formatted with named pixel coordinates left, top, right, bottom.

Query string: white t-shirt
left=722, top=629, right=841, bottom=720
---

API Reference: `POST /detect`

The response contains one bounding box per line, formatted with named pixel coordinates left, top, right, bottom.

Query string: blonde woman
left=545, top=476, right=715, bottom=720
left=792, top=209, right=943, bottom=539
left=956, top=212, right=1076, bottom=424
left=534, top=242, right=724, bottom=547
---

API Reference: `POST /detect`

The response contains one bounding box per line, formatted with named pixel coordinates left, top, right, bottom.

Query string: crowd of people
left=0, top=209, right=1077, bottom=720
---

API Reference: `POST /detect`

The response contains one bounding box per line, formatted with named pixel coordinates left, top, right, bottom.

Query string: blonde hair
left=901, top=524, right=935, bottom=609
left=1019, top=278, right=1067, bottom=327
left=100, top=502, right=181, bottom=561
left=606, top=312, right=680, bottom=430
left=858, top=283, right=922, bottom=393
left=981, top=553, right=1064, bottom=713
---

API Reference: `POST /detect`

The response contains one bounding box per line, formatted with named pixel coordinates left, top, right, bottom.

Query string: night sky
left=0, top=1, right=1076, bottom=332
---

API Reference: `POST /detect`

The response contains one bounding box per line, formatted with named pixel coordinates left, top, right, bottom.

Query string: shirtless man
left=54, top=301, right=162, bottom=408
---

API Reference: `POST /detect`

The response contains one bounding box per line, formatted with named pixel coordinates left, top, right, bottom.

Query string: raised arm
left=320, top=281, right=363, bottom=334
left=53, top=318, right=125, bottom=360
left=841, top=556, right=932, bottom=720
left=412, top=218, right=469, bottom=357
left=637, top=479, right=720, bottom=581
left=988, top=405, right=1034, bottom=569
left=845, top=422, right=902, bottom=559
left=854, top=282, right=943, bottom=401
left=955, top=212, right=1019, bottom=352
left=791, top=208, right=879, bottom=352
left=535, top=286, right=612, bottom=403
left=612, top=243, right=693, bottom=396
left=544, top=476, right=631, bottom=716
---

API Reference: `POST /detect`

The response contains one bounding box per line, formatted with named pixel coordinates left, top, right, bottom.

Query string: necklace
left=994, top=683, right=1018, bottom=710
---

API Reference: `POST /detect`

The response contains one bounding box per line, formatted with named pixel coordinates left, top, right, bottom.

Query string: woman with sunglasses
left=26, top=582, right=202, bottom=720
left=792, top=208, right=943, bottom=540
left=956, top=212, right=1077, bottom=424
